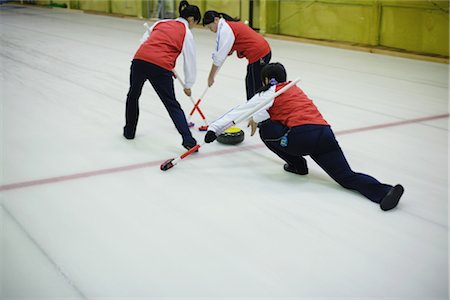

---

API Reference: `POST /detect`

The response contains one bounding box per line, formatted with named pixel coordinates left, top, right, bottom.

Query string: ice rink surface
left=0, top=3, right=449, bottom=300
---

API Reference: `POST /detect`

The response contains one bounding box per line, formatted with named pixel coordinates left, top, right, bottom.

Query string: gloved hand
left=204, top=130, right=217, bottom=143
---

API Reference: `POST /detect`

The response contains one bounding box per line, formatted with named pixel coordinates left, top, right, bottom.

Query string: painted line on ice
left=335, top=113, right=449, bottom=135
left=0, top=113, right=448, bottom=192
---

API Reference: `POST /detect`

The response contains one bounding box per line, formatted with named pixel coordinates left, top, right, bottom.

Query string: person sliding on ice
left=123, top=1, right=200, bottom=150
left=204, top=63, right=404, bottom=211
left=202, top=10, right=271, bottom=100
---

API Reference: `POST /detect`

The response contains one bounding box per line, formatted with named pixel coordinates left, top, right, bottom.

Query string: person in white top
left=124, top=1, right=200, bottom=150
left=205, top=63, right=405, bottom=211
left=202, top=10, right=272, bottom=100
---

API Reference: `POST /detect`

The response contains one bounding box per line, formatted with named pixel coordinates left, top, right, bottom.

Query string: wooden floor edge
left=264, top=34, right=449, bottom=65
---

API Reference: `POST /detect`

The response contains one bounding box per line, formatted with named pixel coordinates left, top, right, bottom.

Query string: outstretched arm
left=207, top=64, right=220, bottom=87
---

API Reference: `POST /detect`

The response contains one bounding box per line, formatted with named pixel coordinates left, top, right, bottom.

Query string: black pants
left=259, top=120, right=392, bottom=203
left=245, top=51, right=272, bottom=100
left=124, top=59, right=196, bottom=146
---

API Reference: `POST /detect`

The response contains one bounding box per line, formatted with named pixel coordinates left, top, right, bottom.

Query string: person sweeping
left=204, top=63, right=404, bottom=211
left=123, top=1, right=200, bottom=150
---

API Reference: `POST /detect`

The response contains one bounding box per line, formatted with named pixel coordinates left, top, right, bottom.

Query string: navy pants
left=245, top=51, right=272, bottom=100
left=259, top=120, right=392, bottom=203
left=124, top=59, right=196, bottom=146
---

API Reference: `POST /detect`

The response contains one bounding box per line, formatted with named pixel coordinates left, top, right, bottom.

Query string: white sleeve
left=252, top=101, right=273, bottom=123
left=208, top=87, right=276, bottom=133
left=182, top=28, right=197, bottom=89
left=212, top=19, right=235, bottom=67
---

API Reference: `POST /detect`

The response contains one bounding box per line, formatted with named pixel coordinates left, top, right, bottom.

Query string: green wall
left=27, top=0, right=449, bottom=58
left=273, top=0, right=448, bottom=57
left=278, top=0, right=378, bottom=45
left=380, top=3, right=449, bottom=56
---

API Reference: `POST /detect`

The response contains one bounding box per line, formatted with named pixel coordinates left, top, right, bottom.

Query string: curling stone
left=217, top=127, right=245, bottom=145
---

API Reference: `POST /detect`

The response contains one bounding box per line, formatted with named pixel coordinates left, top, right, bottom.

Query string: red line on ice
left=1, top=113, right=448, bottom=192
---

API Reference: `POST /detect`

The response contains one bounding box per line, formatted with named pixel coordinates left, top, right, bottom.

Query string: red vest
left=227, top=21, right=271, bottom=64
left=268, top=82, right=329, bottom=127
left=134, top=20, right=186, bottom=71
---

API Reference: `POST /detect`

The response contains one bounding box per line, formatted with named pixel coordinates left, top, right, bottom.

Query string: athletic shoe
left=380, top=184, right=404, bottom=211
left=283, top=163, right=308, bottom=175
left=182, top=141, right=199, bottom=152
left=123, top=127, right=135, bottom=140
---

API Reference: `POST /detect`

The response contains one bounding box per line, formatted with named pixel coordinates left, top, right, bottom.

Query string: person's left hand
left=184, top=88, right=192, bottom=97
left=247, top=119, right=258, bottom=136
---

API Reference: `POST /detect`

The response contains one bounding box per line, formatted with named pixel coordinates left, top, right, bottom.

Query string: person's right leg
left=124, top=60, right=149, bottom=139
left=245, top=52, right=272, bottom=100
left=259, top=120, right=308, bottom=174
left=148, top=65, right=196, bottom=148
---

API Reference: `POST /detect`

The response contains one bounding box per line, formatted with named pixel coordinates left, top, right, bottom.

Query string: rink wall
left=23, top=0, right=449, bottom=59
left=265, top=0, right=449, bottom=58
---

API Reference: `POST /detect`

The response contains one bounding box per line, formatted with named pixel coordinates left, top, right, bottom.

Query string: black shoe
left=183, top=144, right=199, bottom=152
left=123, top=127, right=135, bottom=140
left=183, top=136, right=197, bottom=149
left=283, top=163, right=308, bottom=175
left=380, top=184, right=404, bottom=211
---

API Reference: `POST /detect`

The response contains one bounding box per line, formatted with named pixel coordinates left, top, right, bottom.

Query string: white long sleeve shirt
left=211, top=18, right=235, bottom=67
left=208, top=86, right=276, bottom=134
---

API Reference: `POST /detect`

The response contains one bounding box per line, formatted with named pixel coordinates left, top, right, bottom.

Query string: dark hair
left=179, top=1, right=201, bottom=23
left=202, top=10, right=240, bottom=26
left=257, top=63, right=287, bottom=93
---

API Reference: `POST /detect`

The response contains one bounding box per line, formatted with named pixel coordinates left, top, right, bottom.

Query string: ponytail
left=179, top=1, right=201, bottom=23
left=202, top=10, right=240, bottom=26
left=256, top=63, right=287, bottom=94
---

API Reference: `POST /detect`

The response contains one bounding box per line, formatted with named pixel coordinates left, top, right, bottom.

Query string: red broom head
left=160, top=158, right=175, bottom=171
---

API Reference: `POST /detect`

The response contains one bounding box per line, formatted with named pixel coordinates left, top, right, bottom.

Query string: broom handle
left=173, top=69, right=197, bottom=105
left=233, top=79, right=300, bottom=125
